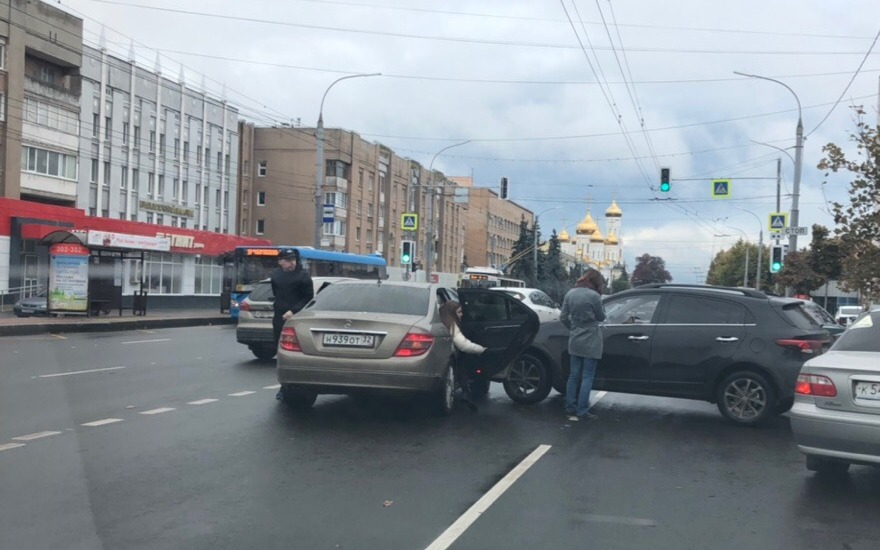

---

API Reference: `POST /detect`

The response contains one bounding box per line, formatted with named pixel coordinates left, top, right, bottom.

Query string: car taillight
left=393, top=333, right=434, bottom=357
left=279, top=327, right=301, bottom=352
left=775, top=338, right=825, bottom=355
left=795, top=373, right=837, bottom=397
left=239, top=301, right=251, bottom=312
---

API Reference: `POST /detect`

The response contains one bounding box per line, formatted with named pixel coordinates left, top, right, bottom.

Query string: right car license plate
left=322, top=333, right=375, bottom=348
left=854, top=382, right=880, bottom=400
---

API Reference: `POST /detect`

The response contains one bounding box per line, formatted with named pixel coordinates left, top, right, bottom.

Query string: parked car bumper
left=236, top=326, right=274, bottom=345
left=13, top=306, right=48, bottom=317
left=790, top=400, right=880, bottom=465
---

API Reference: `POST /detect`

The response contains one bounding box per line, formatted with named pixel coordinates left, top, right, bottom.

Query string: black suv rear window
left=779, top=302, right=822, bottom=330
left=311, top=284, right=429, bottom=316
left=832, top=312, right=880, bottom=352
left=247, top=282, right=274, bottom=302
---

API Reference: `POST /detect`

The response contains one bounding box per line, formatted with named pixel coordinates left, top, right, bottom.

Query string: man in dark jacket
left=271, top=248, right=314, bottom=348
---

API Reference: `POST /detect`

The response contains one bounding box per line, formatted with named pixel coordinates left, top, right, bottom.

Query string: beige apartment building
left=0, top=0, right=83, bottom=203
left=451, top=177, right=533, bottom=271
left=240, top=126, right=466, bottom=274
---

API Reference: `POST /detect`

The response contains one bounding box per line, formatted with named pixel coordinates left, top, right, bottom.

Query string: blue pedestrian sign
left=401, top=213, right=419, bottom=231
left=768, top=212, right=788, bottom=234
left=712, top=179, right=731, bottom=199
left=322, top=204, right=334, bottom=223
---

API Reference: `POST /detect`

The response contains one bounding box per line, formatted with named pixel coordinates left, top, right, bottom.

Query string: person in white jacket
left=439, top=300, right=486, bottom=410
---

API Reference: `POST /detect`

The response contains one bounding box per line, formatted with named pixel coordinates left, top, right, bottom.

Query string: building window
left=143, top=252, right=183, bottom=294
left=195, top=183, right=201, bottom=204
left=182, top=180, right=188, bottom=203
left=174, top=138, right=180, bottom=157
left=215, top=189, right=221, bottom=211
left=103, top=161, right=110, bottom=186
left=149, top=130, right=156, bottom=152
left=356, top=227, right=361, bottom=242
left=132, top=169, right=139, bottom=191
left=156, top=214, right=164, bottom=225
left=122, top=122, right=129, bottom=144
left=121, top=167, right=128, bottom=189
left=171, top=216, right=178, bottom=227
left=196, top=146, right=202, bottom=165
left=92, top=113, right=99, bottom=138
left=133, top=126, right=140, bottom=149
left=0, top=40, right=5, bottom=70
left=159, top=134, right=166, bottom=156
left=257, top=191, right=266, bottom=206
left=157, top=175, right=165, bottom=200
left=324, top=192, right=347, bottom=208
left=173, top=179, right=180, bottom=202
left=183, top=141, right=189, bottom=159
left=205, top=148, right=211, bottom=170
left=326, top=159, right=350, bottom=179
left=225, top=154, right=230, bottom=174
left=223, top=190, right=229, bottom=210
left=323, top=220, right=346, bottom=236
left=258, top=161, right=267, bottom=177
left=148, top=172, right=155, bottom=197
left=194, top=256, right=222, bottom=295
left=256, top=219, right=265, bottom=235
left=146, top=212, right=154, bottom=224
left=90, top=158, right=98, bottom=183
left=104, top=117, right=111, bottom=140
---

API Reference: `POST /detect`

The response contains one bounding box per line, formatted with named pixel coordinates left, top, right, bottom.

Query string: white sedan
left=491, top=287, right=560, bottom=321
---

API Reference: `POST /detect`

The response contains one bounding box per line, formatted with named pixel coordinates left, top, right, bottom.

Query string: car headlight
left=231, top=300, right=240, bottom=308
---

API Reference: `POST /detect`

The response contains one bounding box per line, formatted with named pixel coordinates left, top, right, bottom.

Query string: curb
left=0, top=316, right=235, bottom=337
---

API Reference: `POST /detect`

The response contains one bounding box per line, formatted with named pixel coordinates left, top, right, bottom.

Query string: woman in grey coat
left=560, top=269, right=606, bottom=421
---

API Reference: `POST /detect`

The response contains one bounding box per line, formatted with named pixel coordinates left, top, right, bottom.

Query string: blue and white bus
left=222, top=246, right=387, bottom=318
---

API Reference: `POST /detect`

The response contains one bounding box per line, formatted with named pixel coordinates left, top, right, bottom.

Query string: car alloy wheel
left=716, top=371, right=776, bottom=426
left=503, top=352, right=552, bottom=405
left=434, top=362, right=455, bottom=416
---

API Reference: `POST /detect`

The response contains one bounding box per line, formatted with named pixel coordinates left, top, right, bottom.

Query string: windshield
left=310, top=283, right=430, bottom=316
left=832, top=312, right=880, bottom=352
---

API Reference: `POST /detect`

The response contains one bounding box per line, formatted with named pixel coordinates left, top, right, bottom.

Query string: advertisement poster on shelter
left=48, top=243, right=89, bottom=313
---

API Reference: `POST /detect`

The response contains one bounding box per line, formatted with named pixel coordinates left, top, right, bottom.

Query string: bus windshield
left=458, top=267, right=525, bottom=289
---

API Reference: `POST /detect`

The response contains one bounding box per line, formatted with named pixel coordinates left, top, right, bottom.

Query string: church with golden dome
left=557, top=200, right=624, bottom=283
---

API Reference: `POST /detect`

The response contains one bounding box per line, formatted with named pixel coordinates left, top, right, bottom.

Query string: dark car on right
left=516, top=284, right=832, bottom=426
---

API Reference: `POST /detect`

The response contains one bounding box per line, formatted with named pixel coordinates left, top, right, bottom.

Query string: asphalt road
left=2, top=326, right=879, bottom=550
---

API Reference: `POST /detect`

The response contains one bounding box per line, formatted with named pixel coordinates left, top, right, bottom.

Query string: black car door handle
left=627, top=335, right=650, bottom=341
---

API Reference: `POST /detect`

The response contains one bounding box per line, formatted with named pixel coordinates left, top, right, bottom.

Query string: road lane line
left=12, top=431, right=62, bottom=442
left=81, top=418, right=123, bottom=427
left=38, top=366, right=127, bottom=378
left=139, top=407, right=175, bottom=415
left=121, top=338, right=172, bottom=345
left=50, top=334, right=67, bottom=339
left=188, top=398, right=219, bottom=405
left=425, top=444, right=552, bottom=550
left=594, top=390, right=608, bottom=402
left=263, top=384, right=281, bottom=390
left=0, top=443, right=26, bottom=452
left=228, top=391, right=257, bottom=397
left=583, top=514, right=657, bottom=527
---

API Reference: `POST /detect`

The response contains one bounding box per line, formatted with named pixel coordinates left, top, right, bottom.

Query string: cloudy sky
left=59, top=0, right=880, bottom=282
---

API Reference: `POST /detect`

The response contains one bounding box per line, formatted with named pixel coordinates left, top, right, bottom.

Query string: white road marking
left=228, top=391, right=256, bottom=397
left=583, top=514, right=657, bottom=527
left=0, top=443, right=26, bottom=452
left=188, top=398, right=219, bottom=405
left=81, top=418, right=123, bottom=427
left=139, top=407, right=175, bottom=415
left=38, top=366, right=127, bottom=378
left=594, top=390, right=608, bottom=402
left=12, top=431, right=62, bottom=441
left=263, top=384, right=281, bottom=390
left=425, top=444, right=552, bottom=550
left=121, top=338, right=172, bottom=345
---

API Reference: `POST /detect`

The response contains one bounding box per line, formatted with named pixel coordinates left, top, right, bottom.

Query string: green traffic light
left=660, top=182, right=670, bottom=192
left=402, top=254, right=411, bottom=263
left=772, top=262, right=782, bottom=271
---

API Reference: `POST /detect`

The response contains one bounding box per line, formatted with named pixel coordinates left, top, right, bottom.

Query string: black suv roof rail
left=634, top=283, right=768, bottom=299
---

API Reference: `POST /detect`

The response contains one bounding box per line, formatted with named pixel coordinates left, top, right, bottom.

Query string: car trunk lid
left=292, top=311, right=428, bottom=359
left=800, top=351, right=880, bottom=415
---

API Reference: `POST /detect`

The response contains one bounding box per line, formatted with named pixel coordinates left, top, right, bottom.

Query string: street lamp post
left=313, top=73, right=381, bottom=250
left=534, top=206, right=563, bottom=285
left=735, top=72, right=803, bottom=257
left=425, top=141, right=470, bottom=280
left=736, top=207, right=765, bottom=291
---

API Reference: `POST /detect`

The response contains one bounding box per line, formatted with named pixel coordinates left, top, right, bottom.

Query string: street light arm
left=319, top=72, right=382, bottom=122
left=733, top=71, right=802, bottom=121
left=429, top=140, right=471, bottom=172
left=750, top=140, right=796, bottom=166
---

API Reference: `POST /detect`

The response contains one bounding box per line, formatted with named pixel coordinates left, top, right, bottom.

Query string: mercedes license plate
left=854, top=382, right=880, bottom=400
left=323, top=333, right=375, bottom=348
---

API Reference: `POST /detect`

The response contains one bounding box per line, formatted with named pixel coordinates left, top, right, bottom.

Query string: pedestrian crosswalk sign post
left=711, top=179, right=731, bottom=199
left=768, top=212, right=788, bottom=234
left=401, top=213, right=419, bottom=231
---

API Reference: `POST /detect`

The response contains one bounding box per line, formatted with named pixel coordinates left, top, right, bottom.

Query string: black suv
left=523, top=284, right=832, bottom=426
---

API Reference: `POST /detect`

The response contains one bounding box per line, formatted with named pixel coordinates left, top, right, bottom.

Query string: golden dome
left=605, top=200, right=623, bottom=217
left=590, top=228, right=605, bottom=243
left=605, top=230, right=619, bottom=245
left=576, top=211, right=598, bottom=235
left=558, top=228, right=570, bottom=243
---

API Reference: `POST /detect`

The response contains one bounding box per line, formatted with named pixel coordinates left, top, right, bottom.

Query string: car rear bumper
left=790, top=400, right=880, bottom=464
left=236, top=327, right=274, bottom=345
left=276, top=355, right=444, bottom=394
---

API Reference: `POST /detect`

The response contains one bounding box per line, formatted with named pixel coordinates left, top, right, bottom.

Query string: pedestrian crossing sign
left=401, top=213, right=419, bottom=231
left=712, top=179, right=731, bottom=199
left=768, top=212, right=788, bottom=233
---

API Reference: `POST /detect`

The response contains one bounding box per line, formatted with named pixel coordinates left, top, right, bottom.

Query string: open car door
left=456, top=288, right=540, bottom=378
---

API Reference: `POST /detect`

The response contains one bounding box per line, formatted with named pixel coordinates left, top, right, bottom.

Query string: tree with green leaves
left=775, top=250, right=825, bottom=295
left=506, top=217, right=535, bottom=286
left=611, top=265, right=631, bottom=294
left=706, top=240, right=770, bottom=288
left=630, top=254, right=672, bottom=287
left=807, top=224, right=845, bottom=309
left=817, top=105, right=880, bottom=303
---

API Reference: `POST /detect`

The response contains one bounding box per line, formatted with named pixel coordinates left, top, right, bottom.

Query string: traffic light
left=500, top=177, right=509, bottom=199
left=660, top=168, right=671, bottom=192
left=770, top=244, right=784, bottom=273
left=401, top=240, right=415, bottom=266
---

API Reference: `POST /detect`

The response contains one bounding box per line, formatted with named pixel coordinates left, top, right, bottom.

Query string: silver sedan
left=790, top=310, right=880, bottom=474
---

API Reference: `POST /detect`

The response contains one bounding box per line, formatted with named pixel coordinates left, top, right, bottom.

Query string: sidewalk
left=0, top=308, right=234, bottom=337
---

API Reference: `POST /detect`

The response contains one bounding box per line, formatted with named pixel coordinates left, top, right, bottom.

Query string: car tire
left=250, top=345, right=276, bottom=361
left=470, top=375, right=491, bottom=399
left=503, top=352, right=553, bottom=405
left=805, top=455, right=850, bottom=476
left=433, top=362, right=456, bottom=416
left=280, top=384, right=317, bottom=411
left=716, top=370, right=776, bottom=426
